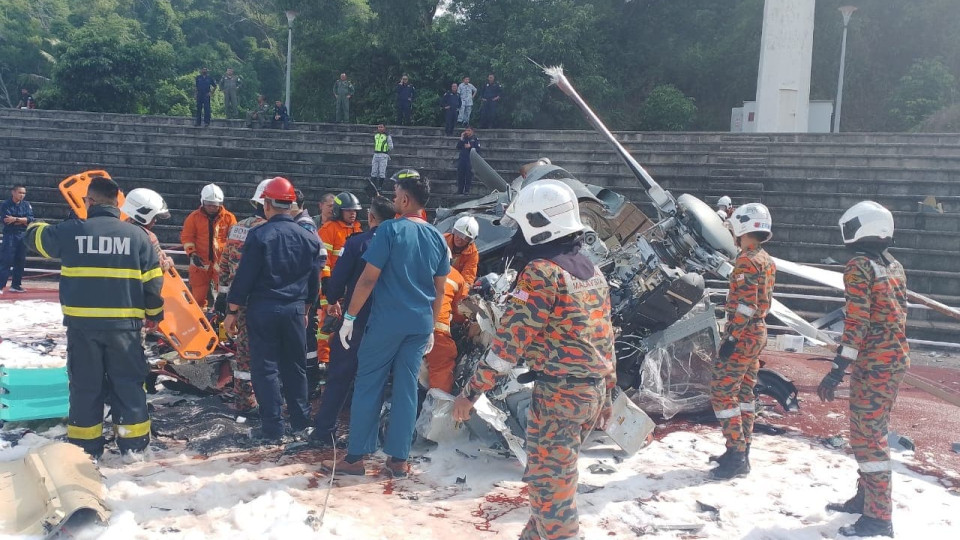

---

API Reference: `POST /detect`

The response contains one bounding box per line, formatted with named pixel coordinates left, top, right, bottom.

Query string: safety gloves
left=817, top=355, right=850, bottom=402
left=339, top=313, right=356, bottom=349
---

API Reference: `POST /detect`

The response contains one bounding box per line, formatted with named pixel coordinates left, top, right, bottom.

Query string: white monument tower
left=753, top=0, right=817, bottom=132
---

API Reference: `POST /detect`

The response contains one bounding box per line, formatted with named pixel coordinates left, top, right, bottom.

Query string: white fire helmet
left=250, top=178, right=273, bottom=206
left=839, top=201, right=894, bottom=245
left=501, top=179, right=584, bottom=245
left=121, top=188, right=170, bottom=226
left=200, top=183, right=224, bottom=205
left=453, top=215, right=480, bottom=241
left=728, top=202, right=772, bottom=242
left=717, top=195, right=732, bottom=209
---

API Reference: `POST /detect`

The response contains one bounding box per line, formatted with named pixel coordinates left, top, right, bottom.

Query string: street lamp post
left=833, top=6, right=857, bottom=133
left=284, top=10, right=298, bottom=114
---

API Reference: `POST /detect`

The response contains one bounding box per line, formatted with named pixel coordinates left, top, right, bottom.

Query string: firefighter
left=315, top=192, right=363, bottom=365
left=818, top=201, right=907, bottom=539
left=310, top=195, right=395, bottom=446
left=180, top=183, right=237, bottom=309
left=25, top=176, right=164, bottom=460
left=709, top=202, right=776, bottom=479
left=121, top=188, right=174, bottom=271
left=717, top=195, right=734, bottom=218
left=223, top=177, right=323, bottom=444
left=445, top=215, right=480, bottom=288
left=322, top=170, right=449, bottom=478
left=453, top=179, right=616, bottom=540
left=424, top=249, right=466, bottom=394
left=215, top=179, right=272, bottom=413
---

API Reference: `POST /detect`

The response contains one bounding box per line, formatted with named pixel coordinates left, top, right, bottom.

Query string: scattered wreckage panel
left=0, top=442, right=109, bottom=538
left=604, top=390, right=656, bottom=455
left=635, top=301, right=720, bottom=419
left=0, top=366, right=69, bottom=422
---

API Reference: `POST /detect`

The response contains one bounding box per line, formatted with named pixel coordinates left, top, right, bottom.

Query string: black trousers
left=247, top=301, right=311, bottom=438
left=444, top=108, right=458, bottom=135
left=312, top=315, right=367, bottom=438
left=480, top=101, right=497, bottom=128
left=457, top=163, right=473, bottom=194
left=66, top=327, right=149, bottom=456
left=196, top=95, right=211, bottom=126
left=397, top=103, right=412, bottom=125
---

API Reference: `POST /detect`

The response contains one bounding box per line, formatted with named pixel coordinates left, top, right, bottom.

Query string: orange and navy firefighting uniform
left=464, top=259, right=615, bottom=540
left=315, top=219, right=363, bottom=362
left=838, top=251, right=909, bottom=522
left=444, top=232, right=479, bottom=289
left=180, top=206, right=236, bottom=309
left=424, top=266, right=466, bottom=393
left=710, top=245, right=775, bottom=452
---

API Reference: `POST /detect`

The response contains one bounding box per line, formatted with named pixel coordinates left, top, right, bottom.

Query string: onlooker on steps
left=220, top=68, right=242, bottom=119
left=272, top=100, right=290, bottom=130
left=0, top=184, right=34, bottom=294
left=456, top=126, right=480, bottom=195
left=247, top=94, right=271, bottom=128
left=457, top=76, right=476, bottom=126
left=396, top=75, right=416, bottom=126
left=371, top=124, right=394, bottom=193
left=333, top=73, right=355, bottom=124
left=15, top=88, right=36, bottom=110
left=441, top=83, right=462, bottom=136
left=195, top=67, right=217, bottom=127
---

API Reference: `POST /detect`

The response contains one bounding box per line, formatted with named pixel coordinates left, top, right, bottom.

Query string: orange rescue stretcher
left=58, top=170, right=219, bottom=360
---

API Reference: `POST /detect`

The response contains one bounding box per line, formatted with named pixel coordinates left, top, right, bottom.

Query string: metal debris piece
left=888, top=431, right=915, bottom=451
left=577, top=484, right=603, bottom=494
left=951, top=442, right=960, bottom=454
left=587, top=462, right=617, bottom=475
left=822, top=435, right=845, bottom=449
left=456, top=476, right=467, bottom=484
left=696, top=500, right=719, bottom=514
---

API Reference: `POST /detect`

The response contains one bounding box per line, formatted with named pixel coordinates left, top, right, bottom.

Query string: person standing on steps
left=709, top=203, right=775, bottom=480
left=0, top=184, right=33, bottom=294
left=479, top=74, right=502, bottom=129
left=396, top=75, right=416, bottom=126
left=371, top=124, right=394, bottom=193
left=220, top=68, right=242, bottom=119
left=456, top=126, right=480, bottom=195
left=457, top=76, right=477, bottom=126
left=333, top=73, right=355, bottom=123
left=441, top=83, right=462, bottom=136
left=195, top=67, right=217, bottom=127
left=818, top=201, right=908, bottom=539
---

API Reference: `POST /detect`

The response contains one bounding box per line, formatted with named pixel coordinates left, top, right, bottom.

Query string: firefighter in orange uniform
left=180, top=183, right=236, bottom=309
left=445, top=215, right=479, bottom=288
left=710, top=202, right=775, bottom=480
left=424, top=256, right=466, bottom=393
left=315, top=191, right=363, bottom=362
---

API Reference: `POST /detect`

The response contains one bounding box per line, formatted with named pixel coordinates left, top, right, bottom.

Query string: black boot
left=711, top=450, right=750, bottom=479
left=839, top=515, right=893, bottom=537
left=709, top=447, right=735, bottom=465
left=827, top=486, right=865, bottom=514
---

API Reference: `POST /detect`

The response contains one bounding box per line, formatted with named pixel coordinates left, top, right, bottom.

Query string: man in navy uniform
left=224, top=177, right=323, bottom=444
left=195, top=67, right=217, bottom=127
left=479, top=74, right=502, bottom=129
left=396, top=75, right=416, bottom=125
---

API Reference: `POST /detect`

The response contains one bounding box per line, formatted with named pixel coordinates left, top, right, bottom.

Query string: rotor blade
left=769, top=298, right=836, bottom=347
left=541, top=65, right=676, bottom=216
left=469, top=148, right=510, bottom=193
left=774, top=257, right=960, bottom=321
left=772, top=257, right=844, bottom=290
left=906, top=291, right=960, bottom=321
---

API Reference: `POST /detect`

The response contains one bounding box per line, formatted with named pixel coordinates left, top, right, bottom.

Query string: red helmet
left=261, top=176, right=296, bottom=204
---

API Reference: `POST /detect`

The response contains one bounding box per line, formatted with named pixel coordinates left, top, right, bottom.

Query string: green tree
left=887, top=58, right=957, bottom=131
left=49, top=17, right=174, bottom=112
left=640, top=84, right=697, bottom=131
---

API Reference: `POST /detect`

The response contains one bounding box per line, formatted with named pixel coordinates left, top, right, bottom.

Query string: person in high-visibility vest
left=371, top=124, right=394, bottom=192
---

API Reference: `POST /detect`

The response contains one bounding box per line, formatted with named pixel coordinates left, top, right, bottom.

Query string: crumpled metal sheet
left=0, top=442, right=109, bottom=538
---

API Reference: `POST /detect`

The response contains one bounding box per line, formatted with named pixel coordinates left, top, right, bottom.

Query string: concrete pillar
left=754, top=0, right=816, bottom=132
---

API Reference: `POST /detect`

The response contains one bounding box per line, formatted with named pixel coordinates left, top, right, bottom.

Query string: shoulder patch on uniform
left=228, top=226, right=249, bottom=241
left=563, top=268, right=606, bottom=293
left=508, top=289, right=530, bottom=304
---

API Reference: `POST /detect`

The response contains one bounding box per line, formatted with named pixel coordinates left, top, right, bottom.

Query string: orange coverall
left=180, top=207, right=236, bottom=308
left=445, top=232, right=479, bottom=288
left=316, top=219, right=363, bottom=362
left=424, top=266, right=466, bottom=393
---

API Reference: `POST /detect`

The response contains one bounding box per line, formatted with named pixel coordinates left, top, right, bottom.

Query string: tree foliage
left=2, top=0, right=959, bottom=132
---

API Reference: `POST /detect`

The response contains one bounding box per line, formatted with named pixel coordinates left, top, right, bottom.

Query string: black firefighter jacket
left=25, top=205, right=164, bottom=329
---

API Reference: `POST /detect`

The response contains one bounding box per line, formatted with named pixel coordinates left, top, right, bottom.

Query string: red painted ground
left=759, top=350, right=960, bottom=486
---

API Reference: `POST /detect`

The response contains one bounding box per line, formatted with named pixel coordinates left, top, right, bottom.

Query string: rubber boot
left=827, top=485, right=865, bottom=514
left=710, top=450, right=750, bottom=479
left=839, top=515, right=893, bottom=537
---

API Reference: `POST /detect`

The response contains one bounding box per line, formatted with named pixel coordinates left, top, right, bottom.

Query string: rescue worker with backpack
left=25, top=176, right=164, bottom=461
left=315, top=192, right=363, bottom=365
left=453, top=180, right=616, bottom=540
left=181, top=183, right=236, bottom=309
left=709, top=203, right=776, bottom=479
left=818, top=201, right=908, bottom=539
